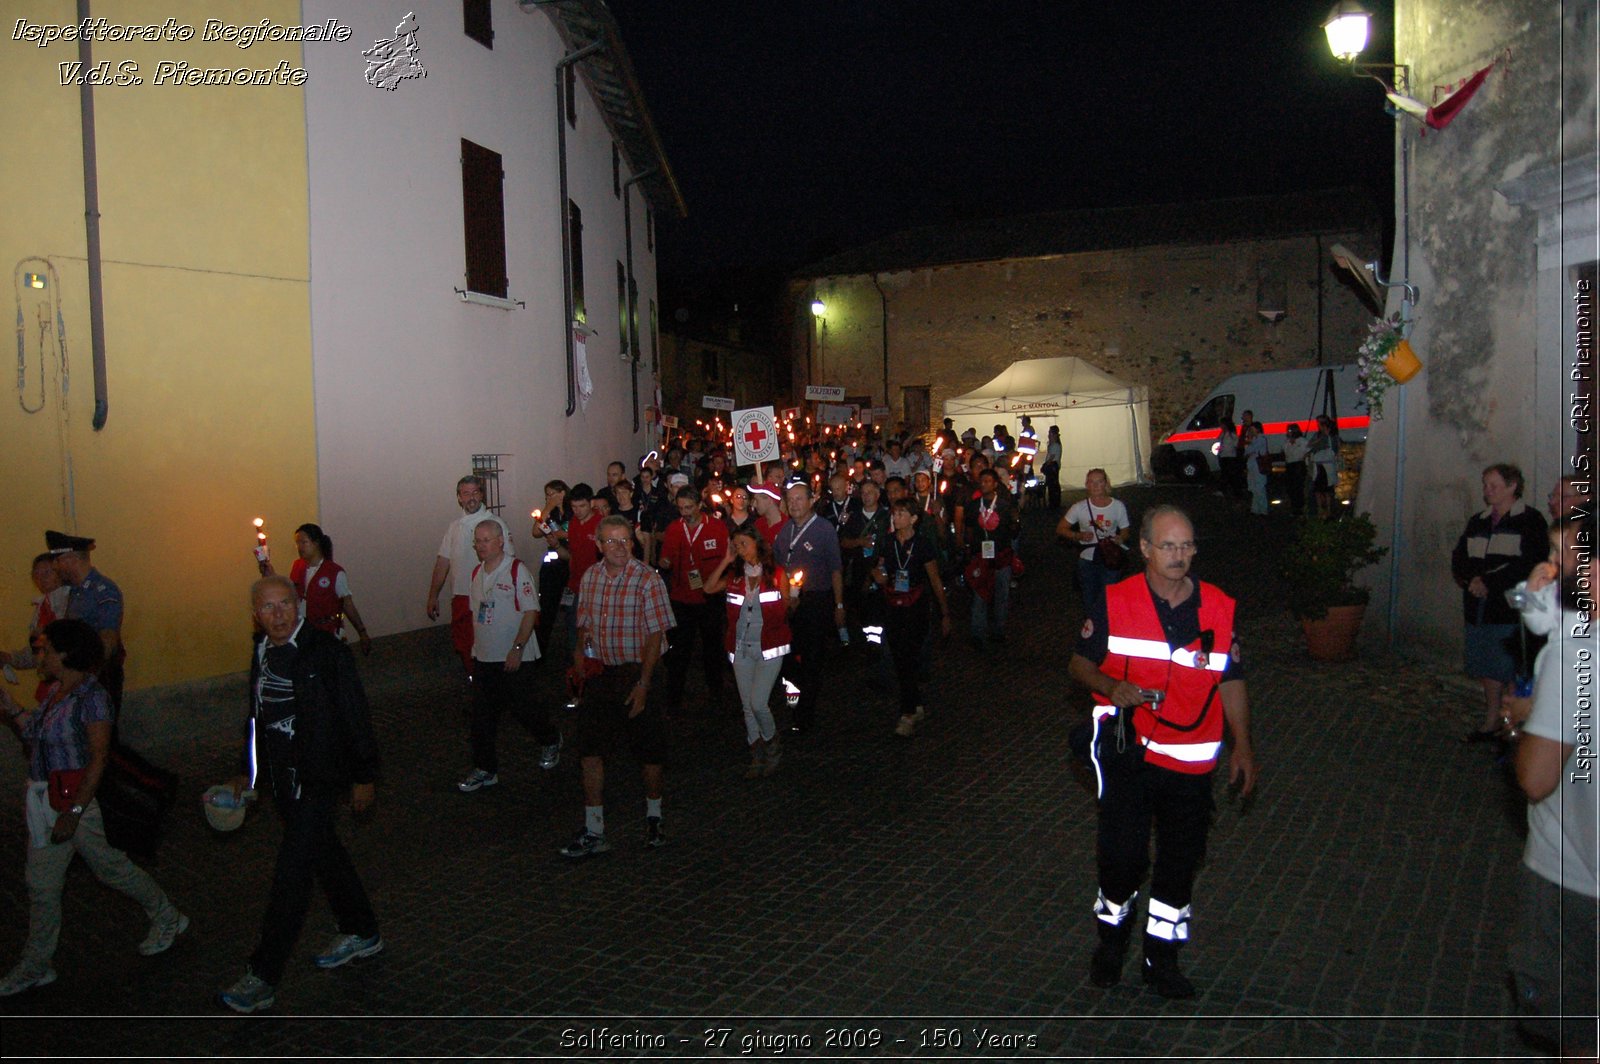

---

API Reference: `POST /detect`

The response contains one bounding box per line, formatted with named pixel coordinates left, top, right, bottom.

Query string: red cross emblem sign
left=732, top=405, right=780, bottom=466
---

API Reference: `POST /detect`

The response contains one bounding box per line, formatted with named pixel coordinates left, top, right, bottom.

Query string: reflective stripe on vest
left=1104, top=634, right=1229, bottom=673
left=1140, top=736, right=1223, bottom=763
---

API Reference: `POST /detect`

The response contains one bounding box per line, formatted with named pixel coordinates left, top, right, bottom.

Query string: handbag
left=96, top=743, right=179, bottom=858
left=47, top=768, right=86, bottom=812
left=1094, top=536, right=1126, bottom=571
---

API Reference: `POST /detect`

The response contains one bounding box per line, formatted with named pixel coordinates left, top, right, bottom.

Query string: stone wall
left=794, top=229, right=1378, bottom=439
left=1356, top=1, right=1597, bottom=660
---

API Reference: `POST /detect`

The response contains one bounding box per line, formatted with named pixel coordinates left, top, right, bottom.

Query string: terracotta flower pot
left=1300, top=602, right=1367, bottom=661
left=1384, top=338, right=1422, bottom=383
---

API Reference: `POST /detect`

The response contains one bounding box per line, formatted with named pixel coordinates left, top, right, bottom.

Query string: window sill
left=455, top=288, right=523, bottom=310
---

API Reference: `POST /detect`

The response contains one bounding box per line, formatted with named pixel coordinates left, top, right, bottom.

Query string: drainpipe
left=556, top=41, right=605, bottom=417
left=871, top=274, right=889, bottom=408
left=77, top=0, right=108, bottom=429
left=623, top=166, right=658, bottom=433
left=1387, top=128, right=1413, bottom=648
left=1315, top=234, right=1324, bottom=366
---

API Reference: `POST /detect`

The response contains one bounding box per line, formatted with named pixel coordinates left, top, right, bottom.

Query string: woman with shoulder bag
left=704, top=528, right=796, bottom=778
left=1057, top=468, right=1131, bottom=613
left=0, top=619, right=186, bottom=997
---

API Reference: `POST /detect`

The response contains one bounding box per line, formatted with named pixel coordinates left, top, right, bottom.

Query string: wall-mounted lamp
left=1322, top=0, right=1408, bottom=94
left=23, top=272, right=46, bottom=290
left=811, top=299, right=826, bottom=318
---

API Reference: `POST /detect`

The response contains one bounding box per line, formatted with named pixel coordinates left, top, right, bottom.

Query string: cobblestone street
left=0, top=486, right=1548, bottom=1058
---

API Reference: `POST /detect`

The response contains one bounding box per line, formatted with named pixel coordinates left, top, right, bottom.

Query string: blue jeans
left=969, top=566, right=1011, bottom=641
left=1078, top=557, right=1116, bottom=614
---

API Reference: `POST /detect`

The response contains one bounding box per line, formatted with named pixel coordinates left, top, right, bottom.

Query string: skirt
left=1463, top=622, right=1519, bottom=683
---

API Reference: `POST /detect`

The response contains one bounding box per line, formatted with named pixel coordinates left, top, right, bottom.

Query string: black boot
left=1089, top=918, right=1134, bottom=988
left=1141, top=935, right=1196, bottom=999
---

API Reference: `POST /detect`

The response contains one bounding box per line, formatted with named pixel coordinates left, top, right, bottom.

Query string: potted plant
left=1281, top=512, right=1388, bottom=661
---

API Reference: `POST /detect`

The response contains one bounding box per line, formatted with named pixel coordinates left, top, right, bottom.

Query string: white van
left=1151, top=365, right=1369, bottom=480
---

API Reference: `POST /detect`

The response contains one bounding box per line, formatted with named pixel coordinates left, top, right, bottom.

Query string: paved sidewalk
left=0, top=487, right=1550, bottom=1058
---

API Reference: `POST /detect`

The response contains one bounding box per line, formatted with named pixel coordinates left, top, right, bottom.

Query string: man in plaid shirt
left=560, top=515, right=675, bottom=857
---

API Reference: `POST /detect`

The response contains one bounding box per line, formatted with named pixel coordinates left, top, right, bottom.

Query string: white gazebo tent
left=943, top=356, right=1151, bottom=486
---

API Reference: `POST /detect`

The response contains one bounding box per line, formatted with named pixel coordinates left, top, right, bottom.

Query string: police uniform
left=46, top=531, right=127, bottom=711
left=1075, top=573, right=1243, bottom=995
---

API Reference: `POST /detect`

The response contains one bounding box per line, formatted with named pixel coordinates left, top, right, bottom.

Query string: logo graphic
left=363, top=12, right=425, bottom=90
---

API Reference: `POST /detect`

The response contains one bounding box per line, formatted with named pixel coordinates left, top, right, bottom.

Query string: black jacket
left=1450, top=501, right=1549, bottom=625
left=247, top=625, right=380, bottom=789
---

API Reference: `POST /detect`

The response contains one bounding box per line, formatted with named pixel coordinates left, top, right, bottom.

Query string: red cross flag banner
left=732, top=405, right=780, bottom=466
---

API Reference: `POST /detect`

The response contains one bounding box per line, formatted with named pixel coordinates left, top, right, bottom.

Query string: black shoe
left=1089, top=942, right=1126, bottom=987
left=645, top=816, right=665, bottom=848
left=1463, top=727, right=1501, bottom=743
left=1141, top=957, right=1196, bottom=999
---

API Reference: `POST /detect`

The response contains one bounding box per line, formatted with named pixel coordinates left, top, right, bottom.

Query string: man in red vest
left=1069, top=504, right=1258, bottom=999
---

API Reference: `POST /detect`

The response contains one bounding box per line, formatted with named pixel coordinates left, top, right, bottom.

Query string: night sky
left=605, top=0, right=1396, bottom=304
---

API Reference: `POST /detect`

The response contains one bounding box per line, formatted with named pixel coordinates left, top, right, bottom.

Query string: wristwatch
left=68, top=803, right=85, bottom=816
left=512, top=642, right=525, bottom=651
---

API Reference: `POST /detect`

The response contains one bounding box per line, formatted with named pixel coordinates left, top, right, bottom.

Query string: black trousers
left=664, top=597, right=724, bottom=712
left=786, top=592, right=833, bottom=729
left=470, top=659, right=558, bottom=774
left=536, top=560, right=569, bottom=660
left=1097, top=755, right=1213, bottom=951
left=250, top=785, right=378, bottom=986
left=885, top=596, right=930, bottom=717
left=1042, top=460, right=1062, bottom=510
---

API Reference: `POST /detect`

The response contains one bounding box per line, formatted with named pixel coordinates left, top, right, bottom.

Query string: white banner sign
left=805, top=385, right=846, bottom=402
left=731, top=405, right=780, bottom=466
left=702, top=395, right=736, bottom=411
left=660, top=414, right=679, bottom=428
left=816, top=402, right=856, bottom=426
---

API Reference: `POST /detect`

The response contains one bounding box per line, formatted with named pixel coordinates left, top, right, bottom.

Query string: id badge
left=863, top=543, right=874, bottom=558
left=893, top=569, right=910, bottom=594
left=560, top=588, right=575, bottom=608
left=476, top=599, right=494, bottom=624
left=981, top=540, right=996, bottom=560
left=687, top=569, right=704, bottom=591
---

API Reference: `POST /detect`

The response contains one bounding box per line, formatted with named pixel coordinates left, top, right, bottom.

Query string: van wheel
left=1177, top=453, right=1207, bottom=481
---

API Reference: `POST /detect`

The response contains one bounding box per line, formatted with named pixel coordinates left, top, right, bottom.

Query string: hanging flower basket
left=1356, top=315, right=1420, bottom=419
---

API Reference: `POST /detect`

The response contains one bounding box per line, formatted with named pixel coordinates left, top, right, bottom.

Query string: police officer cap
left=45, top=530, right=95, bottom=555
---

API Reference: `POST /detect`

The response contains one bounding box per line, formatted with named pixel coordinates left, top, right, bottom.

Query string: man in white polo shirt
left=425, top=475, right=513, bottom=682
left=458, top=520, right=560, bottom=793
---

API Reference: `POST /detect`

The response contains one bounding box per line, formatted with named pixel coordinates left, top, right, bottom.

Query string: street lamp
left=1322, top=0, right=1408, bottom=93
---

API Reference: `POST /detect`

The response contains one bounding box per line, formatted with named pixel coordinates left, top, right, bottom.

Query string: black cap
left=45, top=530, right=95, bottom=555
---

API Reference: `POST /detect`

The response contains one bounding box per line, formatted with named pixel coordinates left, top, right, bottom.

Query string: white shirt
left=885, top=455, right=913, bottom=480
left=439, top=511, right=513, bottom=598
left=1064, top=498, right=1130, bottom=563
left=469, top=555, right=539, bottom=663
left=1522, top=610, right=1599, bottom=898
left=1282, top=437, right=1311, bottom=463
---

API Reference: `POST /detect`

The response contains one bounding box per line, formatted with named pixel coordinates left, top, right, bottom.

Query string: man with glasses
left=1068, top=504, right=1257, bottom=1000
left=559, top=516, right=675, bottom=857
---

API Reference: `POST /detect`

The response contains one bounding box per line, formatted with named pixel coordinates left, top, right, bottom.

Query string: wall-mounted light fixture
left=1322, top=0, right=1408, bottom=94
left=811, top=298, right=826, bottom=318
left=24, top=272, right=46, bottom=290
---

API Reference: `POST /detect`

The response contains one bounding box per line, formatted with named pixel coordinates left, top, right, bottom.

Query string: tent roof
left=947, top=357, right=1139, bottom=408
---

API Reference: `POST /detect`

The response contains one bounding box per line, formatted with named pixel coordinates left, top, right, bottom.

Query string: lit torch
left=252, top=518, right=269, bottom=564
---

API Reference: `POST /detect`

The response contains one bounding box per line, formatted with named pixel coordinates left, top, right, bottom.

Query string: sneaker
left=912, top=705, right=927, bottom=723
left=559, top=829, right=611, bottom=859
left=645, top=816, right=666, bottom=848
left=218, top=970, right=276, bottom=1013
left=743, top=745, right=764, bottom=780
left=457, top=769, right=498, bottom=793
left=895, top=714, right=917, bottom=738
left=314, top=933, right=384, bottom=970
left=138, top=909, right=189, bottom=956
left=539, top=737, right=563, bottom=771
left=0, top=964, right=56, bottom=997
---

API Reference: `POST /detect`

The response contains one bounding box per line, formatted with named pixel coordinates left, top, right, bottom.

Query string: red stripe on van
left=1165, top=415, right=1369, bottom=445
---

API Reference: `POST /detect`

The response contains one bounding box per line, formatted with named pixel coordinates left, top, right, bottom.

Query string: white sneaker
left=539, top=737, right=562, bottom=770
left=138, top=909, right=189, bottom=956
left=895, top=715, right=917, bottom=738
left=0, top=963, right=56, bottom=997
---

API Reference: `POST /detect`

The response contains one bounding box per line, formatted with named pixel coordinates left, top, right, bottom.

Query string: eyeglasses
left=1151, top=541, right=1197, bottom=555
left=600, top=537, right=632, bottom=547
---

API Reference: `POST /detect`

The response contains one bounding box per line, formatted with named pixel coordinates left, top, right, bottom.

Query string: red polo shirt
left=659, top=512, right=731, bottom=604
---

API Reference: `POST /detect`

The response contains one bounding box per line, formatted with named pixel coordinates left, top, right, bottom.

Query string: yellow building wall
left=1, top=0, right=315, bottom=693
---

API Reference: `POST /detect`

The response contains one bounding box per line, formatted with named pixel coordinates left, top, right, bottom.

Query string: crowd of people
left=0, top=419, right=1591, bottom=1046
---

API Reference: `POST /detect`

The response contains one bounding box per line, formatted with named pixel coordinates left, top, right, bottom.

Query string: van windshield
left=1187, top=394, right=1235, bottom=431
